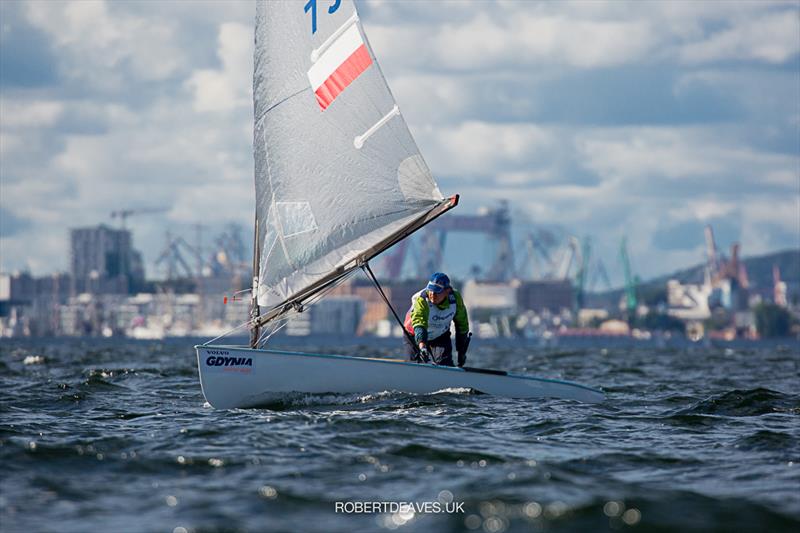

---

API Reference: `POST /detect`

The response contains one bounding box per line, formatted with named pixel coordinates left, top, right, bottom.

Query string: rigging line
left=203, top=319, right=251, bottom=346
left=256, top=87, right=310, bottom=125
left=257, top=314, right=290, bottom=348
left=303, top=267, right=359, bottom=308
left=361, top=262, right=421, bottom=358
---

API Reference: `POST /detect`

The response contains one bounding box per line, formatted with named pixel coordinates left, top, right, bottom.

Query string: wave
left=388, top=443, right=507, bottom=464
left=673, top=388, right=798, bottom=418
left=735, top=430, right=798, bottom=453
left=247, top=387, right=480, bottom=411
left=248, top=390, right=410, bottom=411
left=450, top=491, right=800, bottom=531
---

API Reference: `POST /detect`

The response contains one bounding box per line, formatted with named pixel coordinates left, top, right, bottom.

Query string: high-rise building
left=70, top=225, right=144, bottom=294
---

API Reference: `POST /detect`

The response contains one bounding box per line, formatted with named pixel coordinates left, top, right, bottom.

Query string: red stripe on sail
left=314, top=44, right=372, bottom=110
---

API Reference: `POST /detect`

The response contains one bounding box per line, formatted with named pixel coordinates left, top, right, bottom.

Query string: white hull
left=196, top=345, right=604, bottom=409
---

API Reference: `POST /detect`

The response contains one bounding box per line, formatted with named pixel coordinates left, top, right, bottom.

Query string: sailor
left=403, top=272, right=470, bottom=366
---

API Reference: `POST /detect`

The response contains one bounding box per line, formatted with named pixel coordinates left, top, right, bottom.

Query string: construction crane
left=110, top=207, right=168, bottom=229
left=704, top=224, right=720, bottom=277
left=619, top=236, right=637, bottom=320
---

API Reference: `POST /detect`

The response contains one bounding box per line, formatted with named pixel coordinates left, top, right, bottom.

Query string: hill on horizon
left=586, top=248, right=799, bottom=309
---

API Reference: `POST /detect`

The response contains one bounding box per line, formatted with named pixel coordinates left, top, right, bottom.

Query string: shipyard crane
left=704, top=225, right=720, bottom=277
left=211, top=223, right=248, bottom=276
left=589, top=257, right=612, bottom=292
left=155, top=231, right=197, bottom=280
left=110, top=207, right=168, bottom=229
left=619, top=237, right=637, bottom=320
left=416, top=201, right=515, bottom=281
left=517, top=228, right=563, bottom=280
left=574, top=237, right=592, bottom=310
left=556, top=236, right=581, bottom=281
left=380, top=240, right=409, bottom=280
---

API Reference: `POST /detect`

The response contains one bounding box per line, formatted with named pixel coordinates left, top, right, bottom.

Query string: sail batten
left=253, top=0, right=448, bottom=313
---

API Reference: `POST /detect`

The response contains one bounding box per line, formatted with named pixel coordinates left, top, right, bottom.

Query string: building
left=0, top=271, right=72, bottom=337
left=516, top=280, right=573, bottom=313
left=463, top=280, right=518, bottom=312
left=70, top=225, right=145, bottom=294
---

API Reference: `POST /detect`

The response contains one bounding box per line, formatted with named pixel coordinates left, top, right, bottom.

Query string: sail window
left=276, top=201, right=318, bottom=238
left=397, top=154, right=441, bottom=202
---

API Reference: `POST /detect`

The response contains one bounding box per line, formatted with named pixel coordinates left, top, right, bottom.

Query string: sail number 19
left=304, top=0, right=342, bottom=35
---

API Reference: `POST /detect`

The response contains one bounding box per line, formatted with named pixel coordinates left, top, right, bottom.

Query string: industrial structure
left=0, top=206, right=796, bottom=340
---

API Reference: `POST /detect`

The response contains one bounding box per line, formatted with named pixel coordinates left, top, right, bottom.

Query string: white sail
left=254, top=0, right=444, bottom=310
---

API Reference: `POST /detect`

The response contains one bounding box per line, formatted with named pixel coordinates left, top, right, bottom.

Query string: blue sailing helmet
left=426, top=272, right=450, bottom=294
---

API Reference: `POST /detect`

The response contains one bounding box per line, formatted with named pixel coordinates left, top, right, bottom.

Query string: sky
left=1, top=0, right=798, bottom=286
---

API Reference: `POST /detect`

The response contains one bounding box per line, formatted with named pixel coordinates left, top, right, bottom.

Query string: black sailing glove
left=418, top=346, right=431, bottom=363
left=455, top=332, right=470, bottom=368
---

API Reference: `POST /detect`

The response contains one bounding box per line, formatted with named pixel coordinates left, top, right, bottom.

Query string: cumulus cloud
left=575, top=126, right=799, bottom=197
left=679, top=11, right=800, bottom=64
left=24, top=0, right=187, bottom=86
left=418, top=120, right=553, bottom=177
left=369, top=9, right=657, bottom=71
left=185, top=22, right=253, bottom=112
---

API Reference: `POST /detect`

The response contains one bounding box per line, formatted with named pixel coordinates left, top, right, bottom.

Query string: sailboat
left=195, top=0, right=604, bottom=409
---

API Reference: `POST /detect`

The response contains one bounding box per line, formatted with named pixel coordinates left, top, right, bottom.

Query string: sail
left=254, top=0, right=446, bottom=310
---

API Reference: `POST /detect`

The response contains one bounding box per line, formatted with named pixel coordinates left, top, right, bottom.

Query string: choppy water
left=1, top=336, right=799, bottom=532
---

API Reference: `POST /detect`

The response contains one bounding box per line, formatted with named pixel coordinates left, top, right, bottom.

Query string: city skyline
left=1, top=1, right=798, bottom=285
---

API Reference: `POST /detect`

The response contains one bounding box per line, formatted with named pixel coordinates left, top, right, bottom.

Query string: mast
left=249, top=215, right=260, bottom=348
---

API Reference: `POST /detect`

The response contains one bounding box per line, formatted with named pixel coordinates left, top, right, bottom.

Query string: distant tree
left=638, top=285, right=667, bottom=306
left=705, top=308, right=731, bottom=332
left=753, top=303, right=791, bottom=338
left=636, top=311, right=685, bottom=332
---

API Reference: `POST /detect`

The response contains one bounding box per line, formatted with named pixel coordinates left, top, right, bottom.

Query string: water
left=2, top=337, right=798, bottom=532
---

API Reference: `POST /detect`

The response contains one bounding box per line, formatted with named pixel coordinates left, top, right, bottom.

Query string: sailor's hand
left=418, top=346, right=431, bottom=363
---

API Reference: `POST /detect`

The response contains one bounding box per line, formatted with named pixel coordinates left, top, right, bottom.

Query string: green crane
left=619, top=237, right=637, bottom=320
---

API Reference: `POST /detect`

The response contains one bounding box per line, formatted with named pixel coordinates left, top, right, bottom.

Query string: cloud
left=369, top=9, right=657, bottom=71
left=0, top=206, right=31, bottom=237
left=680, top=11, right=800, bottom=65
left=186, top=22, right=253, bottom=112
left=653, top=217, right=741, bottom=252
left=24, top=0, right=187, bottom=88
left=0, top=98, right=62, bottom=128
left=576, top=127, right=799, bottom=191
left=416, top=120, right=554, bottom=178
left=0, top=1, right=59, bottom=88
